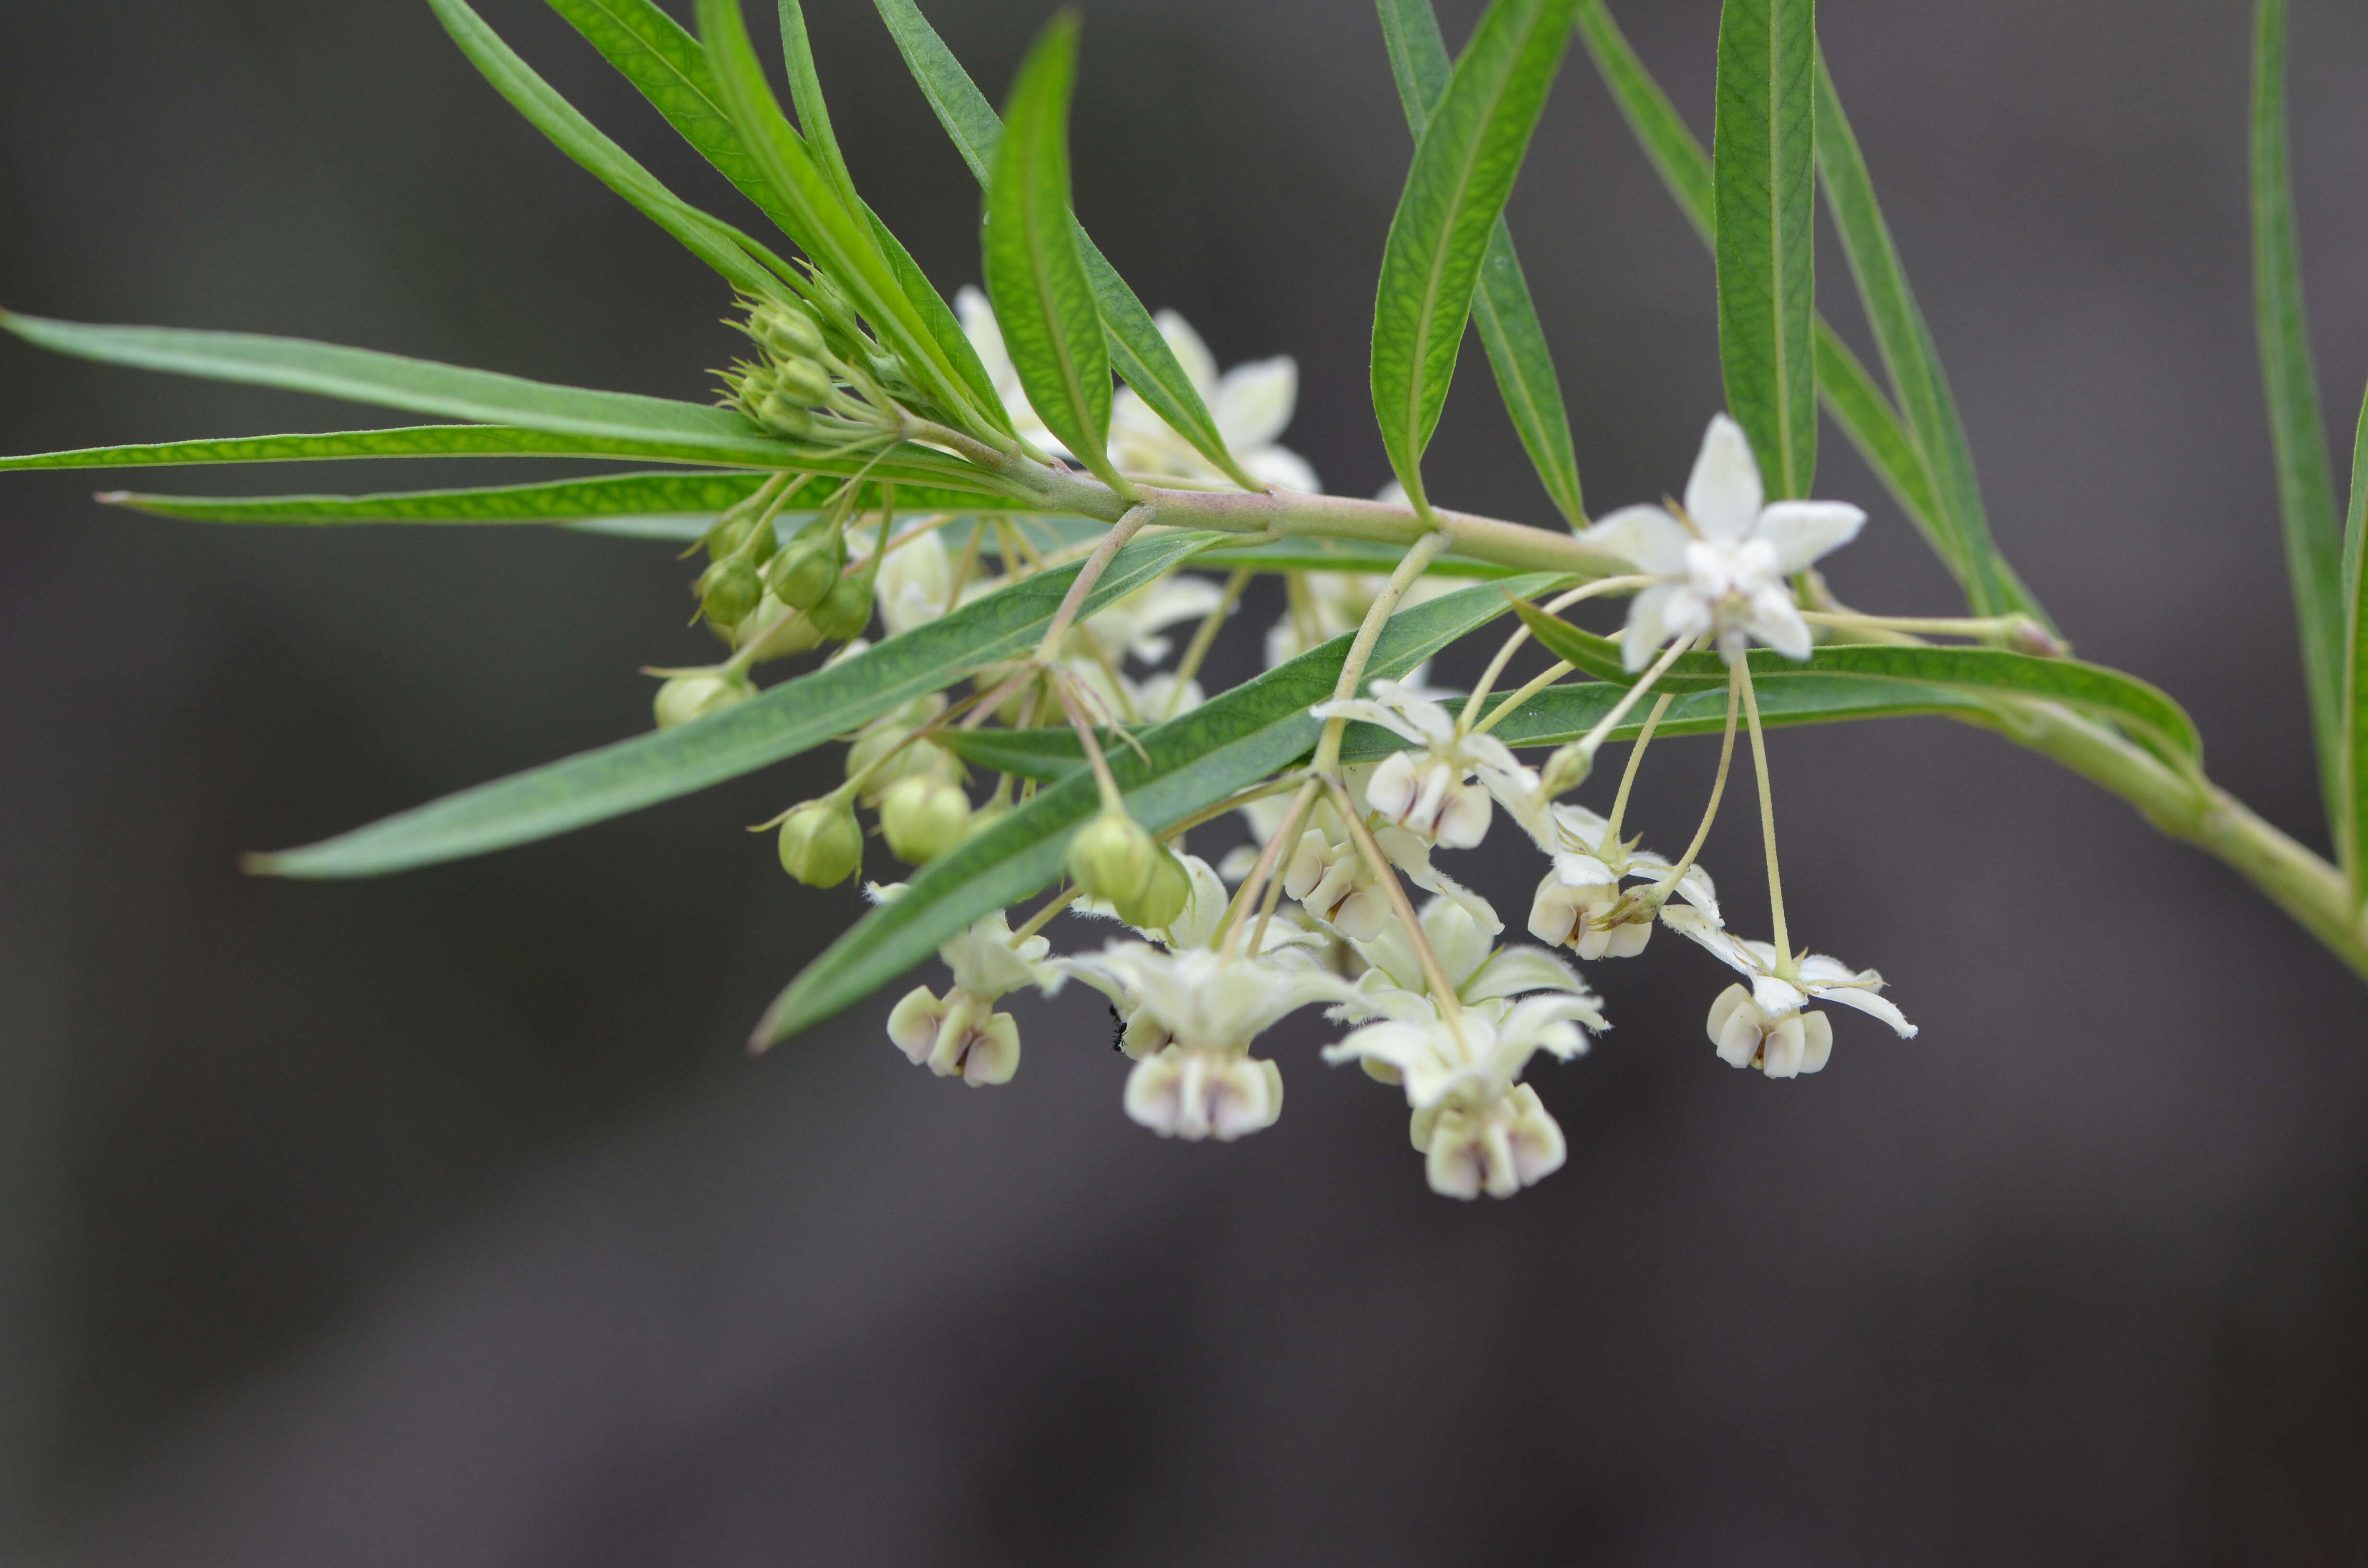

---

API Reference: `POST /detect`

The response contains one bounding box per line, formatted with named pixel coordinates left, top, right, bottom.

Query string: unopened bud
left=846, top=727, right=957, bottom=801
left=1117, top=846, right=1191, bottom=930
left=1067, top=809, right=1158, bottom=907
left=699, top=559, right=763, bottom=628
left=733, top=593, right=823, bottom=661
left=1539, top=741, right=1592, bottom=798
left=777, top=796, right=863, bottom=886
left=706, top=507, right=758, bottom=561
left=879, top=775, right=972, bottom=863
left=808, top=574, right=873, bottom=641
left=653, top=672, right=752, bottom=730
left=770, top=357, right=832, bottom=406
left=749, top=301, right=825, bottom=360
left=2004, top=616, right=2070, bottom=659
left=756, top=392, right=813, bottom=439
left=766, top=534, right=841, bottom=611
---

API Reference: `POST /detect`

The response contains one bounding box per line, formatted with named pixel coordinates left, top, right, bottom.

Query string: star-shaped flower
left=1313, top=679, right=1554, bottom=850
left=1527, top=803, right=1719, bottom=961
left=1580, top=414, right=1866, bottom=670
left=1059, top=943, right=1358, bottom=1140
left=1661, top=906, right=1917, bottom=1078
left=884, top=907, right=1062, bottom=1087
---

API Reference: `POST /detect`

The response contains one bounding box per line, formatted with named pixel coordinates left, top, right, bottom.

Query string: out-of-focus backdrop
left=3, top=0, right=2366, bottom=1560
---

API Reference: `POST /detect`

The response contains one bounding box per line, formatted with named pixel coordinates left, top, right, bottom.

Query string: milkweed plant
left=8, top=0, right=2366, bottom=1200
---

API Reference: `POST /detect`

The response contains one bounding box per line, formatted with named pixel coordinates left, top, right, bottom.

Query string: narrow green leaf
left=1, top=312, right=826, bottom=466
left=1377, top=0, right=1586, bottom=526
left=2252, top=0, right=2346, bottom=826
left=981, top=13, right=1124, bottom=491
left=1814, top=52, right=2043, bottom=626
left=943, top=671, right=1994, bottom=779
left=1509, top=600, right=2201, bottom=763
left=1578, top=3, right=2049, bottom=618
left=776, top=0, right=857, bottom=204
left=868, top=0, right=1255, bottom=487
left=429, top=0, right=789, bottom=299
left=694, top=0, right=996, bottom=436
left=758, top=570, right=1563, bottom=1041
left=2339, top=383, right=2368, bottom=893
left=1371, top=0, right=1583, bottom=512
left=252, top=530, right=1223, bottom=880
left=0, top=425, right=763, bottom=471
left=1712, top=0, right=1817, bottom=498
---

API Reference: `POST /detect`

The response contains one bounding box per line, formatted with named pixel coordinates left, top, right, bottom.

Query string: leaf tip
left=238, top=850, right=287, bottom=878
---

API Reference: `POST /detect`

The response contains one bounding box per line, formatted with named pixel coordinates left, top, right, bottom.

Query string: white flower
left=1661, top=905, right=1917, bottom=1078
left=1078, top=574, right=1224, bottom=668
left=1312, top=679, right=1554, bottom=850
left=1059, top=943, right=1357, bottom=1140
left=1526, top=804, right=1719, bottom=961
left=885, top=909, right=1061, bottom=1087
left=1343, top=896, right=1593, bottom=1020
left=1580, top=413, right=1865, bottom=670
left=1110, top=309, right=1320, bottom=492
left=874, top=527, right=953, bottom=636
left=1324, top=992, right=1599, bottom=1200
left=958, top=289, right=1318, bottom=492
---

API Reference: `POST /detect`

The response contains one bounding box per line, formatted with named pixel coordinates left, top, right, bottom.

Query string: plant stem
left=1034, top=505, right=1149, bottom=663
left=1602, top=693, right=1675, bottom=849
left=1738, top=659, right=1793, bottom=977
left=1313, top=530, right=1451, bottom=776
left=1328, top=777, right=1466, bottom=1031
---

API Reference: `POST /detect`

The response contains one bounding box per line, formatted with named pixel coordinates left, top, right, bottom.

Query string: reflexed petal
left=1213, top=356, right=1297, bottom=449
left=1683, top=413, right=1765, bottom=539
left=1151, top=309, right=1220, bottom=395
left=1464, top=945, right=1587, bottom=1002
left=1745, top=590, right=1815, bottom=662
left=1815, top=984, right=1918, bottom=1038
left=1750, top=974, right=1808, bottom=1016
left=1553, top=852, right=1618, bottom=888
left=1366, top=679, right=1458, bottom=741
left=1661, top=905, right=1761, bottom=977
left=1580, top=504, right=1692, bottom=575
left=1755, top=501, right=1867, bottom=573
left=1309, top=697, right=1430, bottom=746
left=1418, top=896, right=1492, bottom=987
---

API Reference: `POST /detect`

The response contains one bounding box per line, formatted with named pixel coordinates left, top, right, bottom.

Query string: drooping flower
left=1343, top=895, right=1593, bottom=1024
left=1660, top=906, right=1917, bottom=1078
left=884, top=906, right=1062, bottom=1087
left=1581, top=413, right=1866, bottom=670
left=1312, top=679, right=1554, bottom=850
left=1059, top=943, right=1357, bottom=1140
left=1527, top=803, right=1720, bottom=961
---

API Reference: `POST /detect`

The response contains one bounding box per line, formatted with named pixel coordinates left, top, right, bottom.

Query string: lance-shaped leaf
left=0, top=312, right=1008, bottom=483
left=1371, top=0, right=1583, bottom=513
left=252, top=530, right=1222, bottom=880
left=430, top=0, right=789, bottom=300
left=757, top=570, right=1563, bottom=1041
left=2252, top=0, right=2346, bottom=826
left=1509, top=600, right=2201, bottom=763
left=981, top=14, right=1129, bottom=493
left=1377, top=0, right=1585, bottom=526
left=944, top=670, right=1994, bottom=779
left=694, top=0, right=999, bottom=439
left=868, top=0, right=1257, bottom=489
left=97, top=471, right=1048, bottom=526
left=1577, top=3, right=2048, bottom=623
left=1814, top=53, right=2041, bottom=626
left=2340, top=384, right=2368, bottom=893
left=1712, top=0, right=1817, bottom=499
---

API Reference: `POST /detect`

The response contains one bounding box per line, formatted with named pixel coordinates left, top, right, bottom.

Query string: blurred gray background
left=3, top=0, right=2366, bottom=1561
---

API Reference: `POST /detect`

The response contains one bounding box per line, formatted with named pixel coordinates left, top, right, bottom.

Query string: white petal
left=1213, top=357, right=1297, bottom=450
left=1751, top=974, right=1809, bottom=1016
left=1684, top=413, right=1765, bottom=539
left=1554, top=852, right=1618, bottom=889
left=1799, top=1009, right=1834, bottom=1073
left=1151, top=309, right=1219, bottom=396
left=1755, top=501, right=1866, bottom=573
left=1366, top=750, right=1420, bottom=823
left=1464, top=946, right=1588, bottom=1002
left=1657, top=905, right=1759, bottom=979
left=1621, top=583, right=1679, bottom=672
left=955, top=285, right=1013, bottom=386
left=1433, top=784, right=1494, bottom=849
left=1243, top=444, right=1320, bottom=494
left=1580, top=504, right=1693, bottom=576
left=1761, top=1015, right=1806, bottom=1078
left=1816, top=984, right=1918, bottom=1038
left=1746, top=591, right=1815, bottom=662
left=886, top=986, right=944, bottom=1063
left=1307, top=697, right=1430, bottom=746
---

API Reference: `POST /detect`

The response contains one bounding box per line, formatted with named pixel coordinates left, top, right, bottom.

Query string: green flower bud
left=765, top=535, right=841, bottom=612
left=1539, top=740, right=1592, bottom=799
left=1067, top=809, right=1158, bottom=907
left=750, top=301, right=825, bottom=361
left=699, top=559, right=763, bottom=628
left=705, top=507, right=758, bottom=562
left=808, top=574, right=873, bottom=642
left=777, top=796, right=863, bottom=887
left=846, top=727, right=956, bottom=802
left=1116, top=846, right=1191, bottom=930
left=756, top=392, right=813, bottom=439
left=878, top=775, right=972, bottom=864
left=732, top=592, right=824, bottom=662
left=652, top=672, right=752, bottom=730
left=770, top=356, right=833, bottom=405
